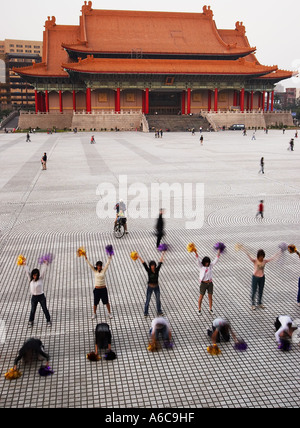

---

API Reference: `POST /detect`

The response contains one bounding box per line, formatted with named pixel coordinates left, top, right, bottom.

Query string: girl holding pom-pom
left=238, top=244, right=281, bottom=310
left=195, top=248, right=221, bottom=315
left=23, top=260, right=51, bottom=327
left=84, top=253, right=113, bottom=320
left=136, top=252, right=166, bottom=317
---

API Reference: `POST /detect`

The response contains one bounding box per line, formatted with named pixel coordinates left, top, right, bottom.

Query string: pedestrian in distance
left=155, top=209, right=165, bottom=248
left=255, top=200, right=264, bottom=219
left=258, top=157, right=264, bottom=174
left=90, top=135, right=96, bottom=144
left=200, top=134, right=204, bottom=145
left=26, top=133, right=31, bottom=142
left=41, top=153, right=47, bottom=170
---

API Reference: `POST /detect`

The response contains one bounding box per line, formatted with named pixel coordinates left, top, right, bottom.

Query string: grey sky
left=1, top=0, right=299, bottom=87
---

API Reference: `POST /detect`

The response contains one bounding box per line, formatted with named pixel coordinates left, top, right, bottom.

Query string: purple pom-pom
left=158, top=244, right=168, bottom=252
left=164, top=341, right=174, bottom=349
left=105, top=245, right=114, bottom=256
left=39, top=365, right=54, bottom=376
left=214, top=242, right=226, bottom=253
left=234, top=341, right=248, bottom=351
left=38, top=253, right=54, bottom=264
left=278, top=242, right=288, bottom=252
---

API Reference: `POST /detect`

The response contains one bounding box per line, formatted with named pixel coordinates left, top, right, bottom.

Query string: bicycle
left=114, top=217, right=127, bottom=238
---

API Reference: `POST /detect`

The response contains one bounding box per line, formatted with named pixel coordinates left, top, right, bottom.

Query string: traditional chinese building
left=14, top=2, right=295, bottom=128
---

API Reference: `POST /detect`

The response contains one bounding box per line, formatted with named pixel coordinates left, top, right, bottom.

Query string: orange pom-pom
left=17, top=255, right=26, bottom=266
left=77, top=247, right=86, bottom=257
left=130, top=251, right=138, bottom=261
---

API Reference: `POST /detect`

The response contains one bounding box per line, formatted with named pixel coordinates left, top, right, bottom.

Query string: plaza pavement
left=0, top=128, right=299, bottom=408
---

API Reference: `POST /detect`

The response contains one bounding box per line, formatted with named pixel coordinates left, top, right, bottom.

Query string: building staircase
left=146, top=114, right=213, bottom=132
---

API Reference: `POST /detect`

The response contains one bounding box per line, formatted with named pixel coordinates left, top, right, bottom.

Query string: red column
left=270, top=90, right=274, bottom=112
left=233, top=90, right=237, bottom=107
left=181, top=90, right=186, bottom=115
left=250, top=91, right=254, bottom=111
left=145, top=88, right=149, bottom=114
left=214, top=88, right=218, bottom=112
left=116, top=88, right=121, bottom=113
left=86, top=88, right=91, bottom=113
left=240, top=88, right=245, bottom=112
left=73, top=90, right=76, bottom=112
left=35, top=90, right=38, bottom=114
left=59, top=90, right=63, bottom=113
left=45, top=90, right=49, bottom=113
left=142, top=90, right=145, bottom=113
left=266, top=92, right=270, bottom=111
left=261, top=91, right=265, bottom=111
left=208, top=90, right=212, bottom=111
left=187, top=88, right=191, bottom=114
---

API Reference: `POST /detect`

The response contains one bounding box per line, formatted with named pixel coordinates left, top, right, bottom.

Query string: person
left=23, top=260, right=51, bottom=327
left=289, top=138, right=294, bottom=151
left=90, top=135, right=95, bottom=144
left=207, top=318, right=238, bottom=345
left=137, top=252, right=165, bottom=317
left=239, top=245, right=281, bottom=310
left=274, top=315, right=297, bottom=350
left=155, top=209, right=165, bottom=248
left=258, top=157, right=264, bottom=174
left=84, top=253, right=113, bottom=319
left=255, top=200, right=264, bottom=219
left=251, top=131, right=256, bottom=140
left=95, top=323, right=112, bottom=355
left=26, top=133, right=31, bottom=142
left=195, top=248, right=221, bottom=315
left=13, top=338, right=50, bottom=371
left=41, top=153, right=47, bottom=170
left=200, top=134, right=204, bottom=145
left=149, top=316, right=172, bottom=348
left=114, top=199, right=128, bottom=233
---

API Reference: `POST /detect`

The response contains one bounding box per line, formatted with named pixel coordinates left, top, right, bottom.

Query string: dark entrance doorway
left=149, top=92, right=181, bottom=115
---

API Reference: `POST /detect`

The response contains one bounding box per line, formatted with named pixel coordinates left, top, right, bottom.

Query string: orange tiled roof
left=61, top=56, right=278, bottom=76
left=61, top=7, right=255, bottom=57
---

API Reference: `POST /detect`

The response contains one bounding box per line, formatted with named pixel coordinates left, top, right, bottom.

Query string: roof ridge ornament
left=203, top=5, right=213, bottom=18
left=235, top=21, right=246, bottom=35
left=82, top=1, right=93, bottom=14
left=45, top=16, right=56, bottom=30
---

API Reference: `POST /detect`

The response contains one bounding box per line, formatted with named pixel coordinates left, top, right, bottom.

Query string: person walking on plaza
left=200, top=134, right=204, bottom=145
left=237, top=244, right=281, bottom=310
left=258, top=157, right=264, bottom=174
left=136, top=251, right=165, bottom=317
left=195, top=247, right=221, bottom=315
left=26, top=133, right=31, bottom=142
left=41, top=152, right=47, bottom=170
left=155, top=208, right=165, bottom=248
left=90, top=135, right=96, bottom=144
left=23, top=260, right=52, bottom=327
left=255, top=200, right=264, bottom=219
left=84, top=253, right=113, bottom=320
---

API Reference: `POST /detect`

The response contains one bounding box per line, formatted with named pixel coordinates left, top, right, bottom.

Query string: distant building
left=14, top=3, right=294, bottom=115
left=275, top=87, right=300, bottom=109
left=0, top=39, right=43, bottom=109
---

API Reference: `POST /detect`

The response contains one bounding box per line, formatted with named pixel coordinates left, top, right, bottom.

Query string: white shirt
left=275, top=315, right=293, bottom=343
left=213, top=318, right=227, bottom=329
left=151, top=317, right=170, bottom=332
left=24, top=264, right=47, bottom=296
left=196, top=255, right=219, bottom=282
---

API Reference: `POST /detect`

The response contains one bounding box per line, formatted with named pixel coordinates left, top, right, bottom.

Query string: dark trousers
left=251, top=275, right=265, bottom=305
left=30, top=294, right=51, bottom=322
